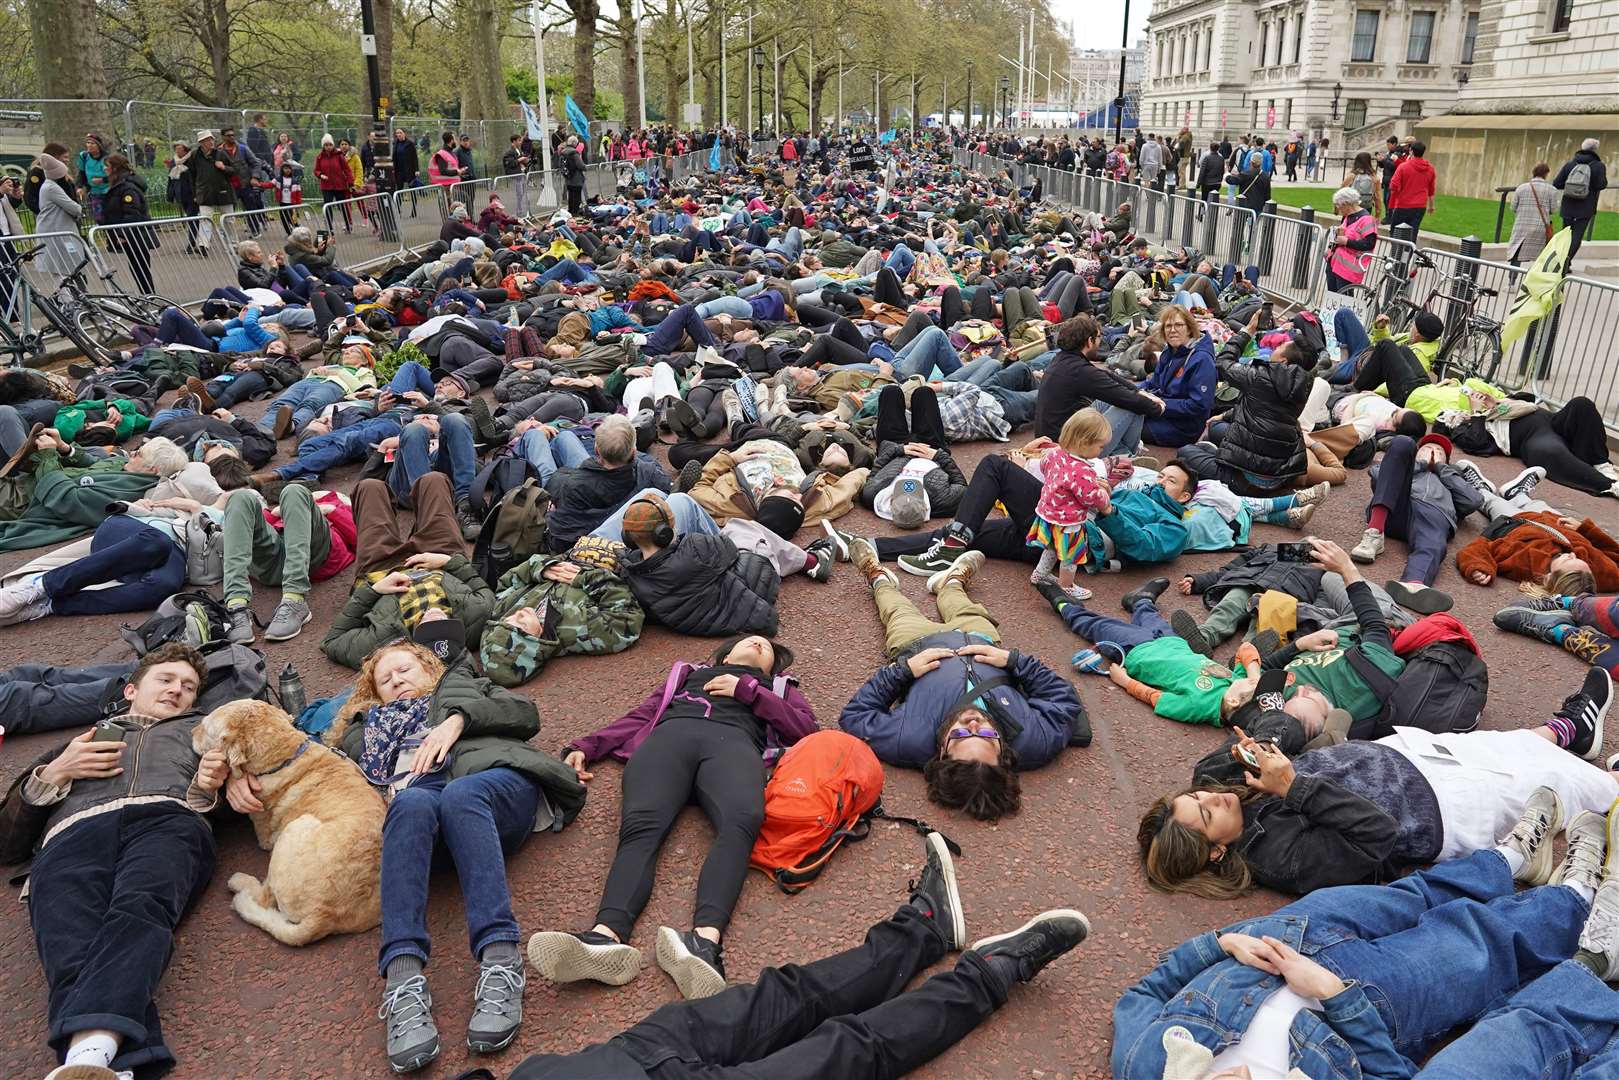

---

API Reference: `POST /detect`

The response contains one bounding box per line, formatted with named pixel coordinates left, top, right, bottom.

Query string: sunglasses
left=946, top=725, right=1000, bottom=742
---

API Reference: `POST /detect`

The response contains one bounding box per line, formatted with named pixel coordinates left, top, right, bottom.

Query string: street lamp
left=1331, top=81, right=1343, bottom=119
left=964, top=59, right=973, bottom=131
left=998, top=74, right=1010, bottom=129
left=753, top=47, right=765, bottom=135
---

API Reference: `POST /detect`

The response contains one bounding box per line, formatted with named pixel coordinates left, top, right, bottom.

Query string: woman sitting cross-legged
left=527, top=635, right=813, bottom=1001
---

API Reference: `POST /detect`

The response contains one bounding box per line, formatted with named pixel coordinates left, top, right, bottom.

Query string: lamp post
left=529, top=0, right=554, bottom=202
left=964, top=59, right=973, bottom=131
left=1331, top=81, right=1343, bottom=120
left=754, top=47, right=765, bottom=135
left=685, top=10, right=695, bottom=124
left=998, top=74, right=1009, bottom=129
left=1114, top=0, right=1131, bottom=145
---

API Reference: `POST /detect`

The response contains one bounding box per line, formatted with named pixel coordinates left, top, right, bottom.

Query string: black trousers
left=682, top=383, right=730, bottom=438
left=1176, top=441, right=1290, bottom=497
left=890, top=310, right=935, bottom=350
left=510, top=906, right=1009, bottom=1080
left=30, top=804, right=215, bottom=1076
left=594, top=717, right=766, bottom=939
left=1352, top=338, right=1427, bottom=406
left=875, top=384, right=948, bottom=449
left=567, top=183, right=584, bottom=215
left=1509, top=398, right=1613, bottom=495
left=874, top=267, right=906, bottom=308
left=875, top=454, right=1040, bottom=564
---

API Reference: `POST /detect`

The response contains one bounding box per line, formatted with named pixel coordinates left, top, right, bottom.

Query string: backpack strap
left=1344, top=645, right=1400, bottom=702
left=653, top=662, right=691, bottom=723
left=869, top=804, right=962, bottom=856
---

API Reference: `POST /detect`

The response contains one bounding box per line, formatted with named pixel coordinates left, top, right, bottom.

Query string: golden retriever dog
left=194, top=700, right=385, bottom=945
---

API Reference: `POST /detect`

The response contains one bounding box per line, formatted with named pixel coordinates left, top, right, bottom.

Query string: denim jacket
left=1112, top=914, right=1415, bottom=1080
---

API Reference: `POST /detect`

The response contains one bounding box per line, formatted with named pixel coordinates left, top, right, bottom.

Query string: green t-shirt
left=1285, top=641, right=1405, bottom=722
left=1124, top=635, right=1243, bottom=725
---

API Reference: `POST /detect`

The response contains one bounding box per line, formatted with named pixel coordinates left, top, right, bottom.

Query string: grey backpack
left=183, top=513, right=225, bottom=586
left=1565, top=162, right=1592, bottom=201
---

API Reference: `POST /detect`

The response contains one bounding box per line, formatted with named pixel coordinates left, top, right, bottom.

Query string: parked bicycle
left=0, top=244, right=178, bottom=367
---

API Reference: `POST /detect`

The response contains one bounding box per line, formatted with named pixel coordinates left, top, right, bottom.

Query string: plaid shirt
left=935, top=382, right=1010, bottom=442
left=364, top=569, right=448, bottom=631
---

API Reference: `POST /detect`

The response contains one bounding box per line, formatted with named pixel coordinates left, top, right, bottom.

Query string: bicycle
left=1334, top=243, right=1419, bottom=326
left=0, top=242, right=179, bottom=367
left=1376, top=250, right=1506, bottom=386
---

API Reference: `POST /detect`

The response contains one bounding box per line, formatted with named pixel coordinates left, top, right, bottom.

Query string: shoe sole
left=655, top=926, right=727, bottom=1000
left=1518, top=788, right=1566, bottom=886
left=263, top=608, right=312, bottom=643
left=923, top=831, right=967, bottom=949
left=927, top=552, right=981, bottom=595
left=1170, top=610, right=1211, bottom=657
left=1350, top=545, right=1381, bottom=564
left=969, top=908, right=1092, bottom=953
left=526, top=932, right=642, bottom=986
left=1386, top=581, right=1453, bottom=615
left=272, top=405, right=294, bottom=440
left=388, top=1036, right=441, bottom=1074
left=820, top=519, right=850, bottom=561
left=897, top=555, right=944, bottom=577
left=467, top=1022, right=521, bottom=1054
left=1605, top=796, right=1619, bottom=881
left=1582, top=668, right=1612, bottom=762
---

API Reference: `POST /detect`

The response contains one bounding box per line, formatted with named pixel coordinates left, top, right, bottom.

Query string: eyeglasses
left=946, top=725, right=1000, bottom=742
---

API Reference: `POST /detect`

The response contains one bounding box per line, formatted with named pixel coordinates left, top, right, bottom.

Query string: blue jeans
left=1097, top=402, right=1148, bottom=456
left=148, top=407, right=195, bottom=429
left=765, top=226, right=803, bottom=259
left=0, top=661, right=134, bottom=735
left=696, top=296, right=753, bottom=319
left=885, top=243, right=916, bottom=277
left=952, top=356, right=1000, bottom=386
left=378, top=767, right=541, bottom=972
left=276, top=415, right=402, bottom=480
left=207, top=371, right=269, bottom=409
left=1333, top=307, right=1370, bottom=381
left=1058, top=597, right=1173, bottom=651
left=389, top=413, right=478, bottom=502
left=536, top=258, right=596, bottom=285
left=591, top=490, right=720, bottom=542
left=260, top=378, right=348, bottom=434
left=41, top=515, right=186, bottom=616
left=388, top=360, right=436, bottom=397
left=892, top=326, right=961, bottom=379
left=516, top=427, right=592, bottom=486
left=1415, top=958, right=1619, bottom=1079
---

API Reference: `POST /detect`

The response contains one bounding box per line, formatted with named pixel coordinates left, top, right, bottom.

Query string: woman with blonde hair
left=1136, top=304, right=1215, bottom=448
left=322, top=635, right=585, bottom=1073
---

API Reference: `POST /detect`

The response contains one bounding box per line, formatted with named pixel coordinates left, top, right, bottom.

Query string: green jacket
left=53, top=398, right=150, bottom=444
left=479, top=555, right=645, bottom=686
left=0, top=456, right=157, bottom=551
left=336, top=657, right=587, bottom=830
left=320, top=554, right=497, bottom=669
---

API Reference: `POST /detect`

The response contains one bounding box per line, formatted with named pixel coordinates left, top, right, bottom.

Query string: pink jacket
left=1035, top=448, right=1109, bottom=527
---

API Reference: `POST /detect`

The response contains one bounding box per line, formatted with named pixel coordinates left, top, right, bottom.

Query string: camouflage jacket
left=479, top=554, right=645, bottom=686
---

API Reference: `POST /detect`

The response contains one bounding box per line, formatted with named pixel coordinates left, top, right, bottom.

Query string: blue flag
left=708, top=139, right=721, bottom=170
left=564, top=95, right=590, bottom=139
left=878, top=128, right=896, bottom=144
left=518, top=99, right=543, bottom=140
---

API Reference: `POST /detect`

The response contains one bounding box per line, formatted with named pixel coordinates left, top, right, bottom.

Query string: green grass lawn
left=1268, top=184, right=1618, bottom=243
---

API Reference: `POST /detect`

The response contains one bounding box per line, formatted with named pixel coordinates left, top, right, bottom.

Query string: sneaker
left=1350, top=527, right=1384, bottom=564
left=969, top=909, right=1091, bottom=984
left=270, top=403, right=294, bottom=440
left=849, top=535, right=883, bottom=580
left=1501, top=465, right=1548, bottom=502
left=171, top=392, right=201, bottom=413
left=42, top=1067, right=118, bottom=1080
left=1553, top=667, right=1612, bottom=761
left=1120, top=576, right=1170, bottom=612
left=1452, top=459, right=1495, bottom=495
left=907, top=830, right=967, bottom=949
left=466, top=396, right=503, bottom=444
left=1598, top=462, right=1619, bottom=483
left=0, top=576, right=48, bottom=626
left=526, top=929, right=643, bottom=986
left=802, top=539, right=835, bottom=583
left=264, top=598, right=312, bottom=642
left=1499, top=786, right=1565, bottom=886
left=1551, top=810, right=1607, bottom=892
left=654, top=927, right=727, bottom=1000
left=719, top=387, right=746, bottom=430
left=1578, top=878, right=1619, bottom=980
left=666, top=457, right=703, bottom=495
left=456, top=498, right=483, bottom=542
left=225, top=604, right=257, bottom=645
left=1493, top=604, right=1576, bottom=644
left=1386, top=581, right=1453, bottom=615
left=1170, top=609, right=1212, bottom=657
left=1293, top=481, right=1331, bottom=508
left=927, top=549, right=986, bottom=595
left=378, top=974, right=440, bottom=1073
left=820, top=518, right=855, bottom=561
left=1062, top=583, right=1094, bottom=601
left=1283, top=502, right=1319, bottom=530
left=897, top=537, right=965, bottom=578
left=466, top=956, right=526, bottom=1053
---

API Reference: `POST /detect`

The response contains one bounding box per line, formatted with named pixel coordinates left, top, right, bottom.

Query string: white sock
left=1564, top=880, right=1597, bottom=906
left=1495, top=845, right=1526, bottom=876
left=63, top=1032, right=118, bottom=1069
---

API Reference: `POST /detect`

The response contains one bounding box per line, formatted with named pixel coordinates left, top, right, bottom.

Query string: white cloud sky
left=1051, top=0, right=1150, bottom=50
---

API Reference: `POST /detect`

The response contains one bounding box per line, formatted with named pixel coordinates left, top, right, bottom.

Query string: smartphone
left=90, top=723, right=124, bottom=743
left=317, top=228, right=331, bottom=242
left=1276, top=541, right=1313, bottom=563
left=1259, top=300, right=1274, bottom=328
left=1232, top=743, right=1261, bottom=772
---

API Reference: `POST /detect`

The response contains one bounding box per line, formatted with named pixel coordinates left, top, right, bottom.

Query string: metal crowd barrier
left=1254, top=211, right=1331, bottom=310
left=86, top=216, right=240, bottom=305
left=1528, top=274, right=1619, bottom=436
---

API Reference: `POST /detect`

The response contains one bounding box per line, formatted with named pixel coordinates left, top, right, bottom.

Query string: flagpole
left=531, top=0, right=555, bottom=204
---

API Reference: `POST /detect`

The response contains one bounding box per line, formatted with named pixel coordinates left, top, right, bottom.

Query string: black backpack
left=1346, top=641, right=1488, bottom=741
left=119, top=591, right=235, bottom=653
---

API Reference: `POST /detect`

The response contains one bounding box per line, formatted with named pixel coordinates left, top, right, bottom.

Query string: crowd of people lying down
left=1, top=127, right=1618, bottom=1080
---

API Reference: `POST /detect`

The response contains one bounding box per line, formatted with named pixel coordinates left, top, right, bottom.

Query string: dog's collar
left=258, top=739, right=315, bottom=777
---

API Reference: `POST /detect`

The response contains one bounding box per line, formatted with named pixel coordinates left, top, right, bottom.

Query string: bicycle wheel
left=1338, top=284, right=1377, bottom=320
left=70, top=301, right=136, bottom=358
left=1446, top=326, right=1504, bottom=386
left=1382, top=298, right=1419, bottom=337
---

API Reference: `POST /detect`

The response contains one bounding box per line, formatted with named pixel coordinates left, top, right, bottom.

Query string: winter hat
left=1413, top=311, right=1445, bottom=342
left=621, top=493, right=674, bottom=548
left=754, top=493, right=806, bottom=540
left=1417, top=432, right=1454, bottom=462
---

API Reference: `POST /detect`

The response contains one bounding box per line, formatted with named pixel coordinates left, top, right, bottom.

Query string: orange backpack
left=750, top=730, right=956, bottom=893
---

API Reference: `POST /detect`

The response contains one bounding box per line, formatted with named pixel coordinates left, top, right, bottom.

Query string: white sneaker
left=1597, top=462, right=1618, bottom=483
left=0, top=575, right=48, bottom=626
left=1350, top=527, right=1384, bottom=564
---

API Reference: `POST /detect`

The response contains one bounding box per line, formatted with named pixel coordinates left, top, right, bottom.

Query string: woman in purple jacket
left=527, top=634, right=815, bottom=1001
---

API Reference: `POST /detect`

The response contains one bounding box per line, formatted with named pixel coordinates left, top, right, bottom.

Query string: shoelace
left=1566, top=829, right=1605, bottom=882
left=472, top=963, right=525, bottom=1015
left=378, top=975, right=433, bottom=1036
left=1556, top=691, right=1595, bottom=729
left=270, top=600, right=303, bottom=626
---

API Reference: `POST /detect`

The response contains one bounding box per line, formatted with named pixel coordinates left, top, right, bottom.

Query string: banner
left=564, top=95, right=590, bottom=139
left=518, top=98, right=544, bottom=140
left=709, top=138, right=721, bottom=170
left=1501, top=227, right=1573, bottom=350
left=878, top=128, right=896, bottom=144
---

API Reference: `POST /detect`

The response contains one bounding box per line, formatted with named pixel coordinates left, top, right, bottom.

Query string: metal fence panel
left=1528, top=275, right=1619, bottom=436
left=86, top=217, right=239, bottom=305
left=1255, top=212, right=1330, bottom=309
left=314, top=192, right=405, bottom=270
left=392, top=184, right=451, bottom=253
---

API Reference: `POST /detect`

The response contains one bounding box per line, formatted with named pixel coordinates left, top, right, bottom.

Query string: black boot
left=1119, top=577, right=1170, bottom=613
left=456, top=498, right=483, bottom=541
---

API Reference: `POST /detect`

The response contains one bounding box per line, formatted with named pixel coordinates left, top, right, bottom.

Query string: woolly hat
left=1413, top=311, right=1445, bottom=342
left=621, top=493, right=674, bottom=548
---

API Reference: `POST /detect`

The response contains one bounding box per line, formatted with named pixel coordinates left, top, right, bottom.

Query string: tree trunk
left=704, top=7, right=720, bottom=126
left=618, top=11, right=641, bottom=130
left=458, top=0, right=506, bottom=122
left=571, top=0, right=599, bottom=121
left=24, top=0, right=116, bottom=146
left=368, top=0, right=395, bottom=123
left=203, top=0, right=231, bottom=105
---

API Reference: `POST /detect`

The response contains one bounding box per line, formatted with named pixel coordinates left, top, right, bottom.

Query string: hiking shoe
left=1553, top=668, right=1612, bottom=761
left=1552, top=810, right=1607, bottom=892
left=907, top=831, right=966, bottom=950
left=225, top=604, right=256, bottom=645
left=928, top=550, right=985, bottom=595
left=1499, top=786, right=1565, bottom=886
left=456, top=498, right=483, bottom=542
left=0, top=575, right=47, bottom=627
left=820, top=518, right=855, bottom=561
left=655, top=927, right=727, bottom=1000
left=1502, top=465, right=1547, bottom=502
left=1284, top=502, right=1320, bottom=530
left=1250, top=629, right=1283, bottom=662
left=527, top=930, right=642, bottom=986
left=802, top=538, right=835, bottom=583
left=270, top=403, right=294, bottom=440
left=1494, top=604, right=1577, bottom=644
left=1120, top=577, right=1170, bottom=612
left=970, top=909, right=1091, bottom=984
left=1350, top=527, right=1384, bottom=563
left=675, top=458, right=704, bottom=493
left=378, top=974, right=440, bottom=1073
left=264, top=599, right=312, bottom=642
left=1035, top=577, right=1077, bottom=613
left=1170, top=610, right=1212, bottom=657
left=466, top=956, right=526, bottom=1053
left=1453, top=459, right=1495, bottom=495
left=1386, top=581, right=1453, bottom=615
left=897, top=537, right=964, bottom=577
left=850, top=536, right=884, bottom=582
left=1293, top=481, right=1331, bottom=508
left=1579, top=879, right=1619, bottom=981
left=184, top=376, right=216, bottom=412
left=466, top=396, right=503, bottom=444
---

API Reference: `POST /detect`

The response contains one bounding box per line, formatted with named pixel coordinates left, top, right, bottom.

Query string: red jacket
left=1392, top=613, right=1479, bottom=658
left=1387, top=156, right=1436, bottom=209
left=313, top=148, right=351, bottom=194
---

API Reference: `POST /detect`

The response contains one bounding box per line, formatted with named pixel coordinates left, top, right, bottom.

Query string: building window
left=1191, top=30, right=1200, bottom=72
left=1292, top=13, right=1304, bottom=62
left=1406, top=10, right=1436, bottom=63
left=1344, top=98, right=1369, bottom=129
left=1400, top=98, right=1423, bottom=119
left=1350, top=9, right=1380, bottom=61
left=1198, top=101, right=1205, bottom=126
left=1552, top=0, right=1574, bottom=31
left=1257, top=22, right=1269, bottom=65
left=1202, top=24, right=1213, bottom=69
left=1252, top=100, right=1260, bottom=127
left=1284, top=98, right=1293, bottom=128
left=1462, top=11, right=1479, bottom=62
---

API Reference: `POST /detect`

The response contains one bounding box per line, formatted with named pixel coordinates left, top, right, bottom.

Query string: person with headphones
left=527, top=633, right=813, bottom=1002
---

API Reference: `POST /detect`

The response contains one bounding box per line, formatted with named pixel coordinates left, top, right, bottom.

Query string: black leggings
left=875, top=383, right=948, bottom=449
left=309, top=288, right=349, bottom=335
left=802, top=321, right=870, bottom=368
left=890, top=310, right=935, bottom=350
left=939, top=286, right=964, bottom=330
left=500, top=391, right=586, bottom=425
left=1509, top=399, right=1613, bottom=495
left=669, top=426, right=783, bottom=469
left=684, top=383, right=730, bottom=438
left=594, top=717, right=766, bottom=940
left=874, top=266, right=906, bottom=308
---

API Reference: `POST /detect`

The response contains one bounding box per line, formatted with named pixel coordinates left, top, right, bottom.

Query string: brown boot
left=270, top=404, right=294, bottom=440
left=250, top=470, right=286, bottom=502
left=185, top=376, right=216, bottom=412
left=0, top=423, right=43, bottom=479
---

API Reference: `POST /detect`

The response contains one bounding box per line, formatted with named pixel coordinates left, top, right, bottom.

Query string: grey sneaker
left=225, top=604, right=256, bottom=645
left=1283, top=502, right=1319, bottom=530
left=378, top=974, right=440, bottom=1073
left=263, top=599, right=311, bottom=642
left=466, top=957, right=526, bottom=1053
left=1499, top=786, right=1565, bottom=886
left=1293, top=480, right=1331, bottom=508
left=1552, top=810, right=1607, bottom=892
left=1350, top=527, right=1384, bottom=564
left=655, top=926, right=727, bottom=1000
left=1579, top=879, right=1619, bottom=981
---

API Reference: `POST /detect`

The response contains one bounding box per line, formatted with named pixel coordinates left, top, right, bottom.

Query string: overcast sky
left=1060, top=0, right=1150, bottom=51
